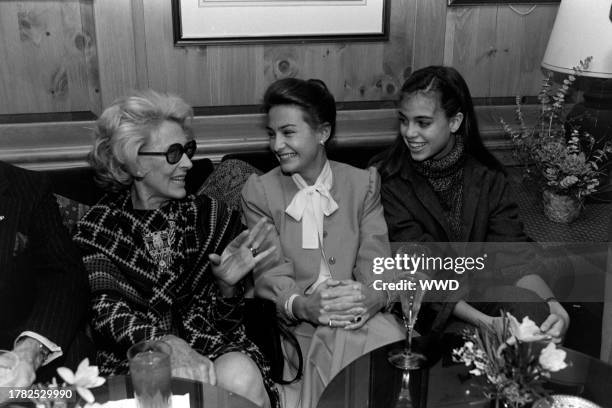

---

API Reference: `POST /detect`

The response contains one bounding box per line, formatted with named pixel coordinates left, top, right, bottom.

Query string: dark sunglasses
left=138, top=140, right=197, bottom=164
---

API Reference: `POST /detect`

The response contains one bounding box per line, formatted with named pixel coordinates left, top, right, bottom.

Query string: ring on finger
left=328, top=319, right=333, bottom=327
left=249, top=245, right=258, bottom=257
left=352, top=316, right=362, bottom=323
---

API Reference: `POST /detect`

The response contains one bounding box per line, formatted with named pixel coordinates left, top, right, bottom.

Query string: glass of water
left=128, top=341, right=172, bottom=408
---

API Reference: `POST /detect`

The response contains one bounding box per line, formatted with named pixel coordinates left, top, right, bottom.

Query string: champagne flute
left=388, top=270, right=428, bottom=368
left=387, top=245, right=429, bottom=408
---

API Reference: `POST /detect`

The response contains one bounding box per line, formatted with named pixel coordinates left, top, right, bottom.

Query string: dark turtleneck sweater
left=411, top=135, right=466, bottom=241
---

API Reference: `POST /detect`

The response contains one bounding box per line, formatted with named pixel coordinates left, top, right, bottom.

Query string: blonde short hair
left=89, top=90, right=193, bottom=192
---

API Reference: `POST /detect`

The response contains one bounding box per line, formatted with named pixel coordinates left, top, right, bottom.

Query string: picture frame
left=172, top=0, right=390, bottom=46
left=448, top=0, right=559, bottom=5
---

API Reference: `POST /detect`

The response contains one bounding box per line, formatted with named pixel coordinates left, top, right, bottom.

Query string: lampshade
left=541, top=0, right=612, bottom=78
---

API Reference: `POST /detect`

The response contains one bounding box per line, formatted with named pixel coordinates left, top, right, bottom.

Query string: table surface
left=94, top=375, right=257, bottom=408
left=509, top=169, right=612, bottom=243
left=317, top=340, right=612, bottom=408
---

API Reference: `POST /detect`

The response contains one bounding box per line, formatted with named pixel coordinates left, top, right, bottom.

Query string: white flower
left=469, top=368, right=483, bottom=376
left=506, top=313, right=547, bottom=345
left=57, top=359, right=105, bottom=404
left=486, top=372, right=506, bottom=385
left=538, top=342, right=568, bottom=372
left=560, top=175, right=579, bottom=188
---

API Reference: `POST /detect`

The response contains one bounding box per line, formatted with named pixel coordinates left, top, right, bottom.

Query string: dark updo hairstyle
left=373, top=66, right=503, bottom=180
left=263, top=78, right=336, bottom=146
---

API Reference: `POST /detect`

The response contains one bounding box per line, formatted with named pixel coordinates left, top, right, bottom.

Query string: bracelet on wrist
left=285, top=296, right=298, bottom=321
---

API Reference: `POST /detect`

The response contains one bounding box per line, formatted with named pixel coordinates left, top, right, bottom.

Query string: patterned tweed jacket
left=73, top=191, right=279, bottom=406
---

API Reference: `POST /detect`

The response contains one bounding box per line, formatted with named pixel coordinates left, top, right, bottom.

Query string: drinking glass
left=0, top=350, right=19, bottom=386
left=388, top=243, right=429, bottom=368
left=387, top=245, right=429, bottom=408
left=128, top=340, right=172, bottom=408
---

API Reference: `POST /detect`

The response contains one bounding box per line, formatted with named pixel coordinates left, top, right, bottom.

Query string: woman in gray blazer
left=241, top=78, right=404, bottom=408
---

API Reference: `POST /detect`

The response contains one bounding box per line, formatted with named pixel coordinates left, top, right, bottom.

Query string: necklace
left=143, top=212, right=177, bottom=274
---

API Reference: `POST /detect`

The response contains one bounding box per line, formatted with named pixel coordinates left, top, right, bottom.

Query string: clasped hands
left=296, top=279, right=385, bottom=330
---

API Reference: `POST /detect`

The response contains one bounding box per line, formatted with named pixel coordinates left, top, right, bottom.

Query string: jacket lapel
left=279, top=171, right=300, bottom=210
left=328, top=161, right=342, bottom=208
left=460, top=158, right=483, bottom=241
left=401, top=163, right=453, bottom=240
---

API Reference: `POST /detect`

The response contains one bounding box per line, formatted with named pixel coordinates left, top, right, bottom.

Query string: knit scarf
left=411, top=135, right=466, bottom=240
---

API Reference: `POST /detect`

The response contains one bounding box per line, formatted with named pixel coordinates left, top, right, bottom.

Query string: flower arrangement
left=501, top=57, right=612, bottom=200
left=453, top=313, right=568, bottom=408
left=31, top=359, right=105, bottom=408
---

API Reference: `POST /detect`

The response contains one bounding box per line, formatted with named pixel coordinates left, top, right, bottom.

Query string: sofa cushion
left=222, top=151, right=277, bottom=173
left=54, top=194, right=91, bottom=235
left=185, top=158, right=215, bottom=196
left=197, top=159, right=262, bottom=211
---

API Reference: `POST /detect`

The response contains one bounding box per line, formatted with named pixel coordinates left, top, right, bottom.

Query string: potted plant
left=501, top=57, right=612, bottom=223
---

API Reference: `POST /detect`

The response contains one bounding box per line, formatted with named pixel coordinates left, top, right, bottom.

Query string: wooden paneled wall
left=93, top=0, right=559, bottom=107
left=0, top=0, right=558, bottom=167
left=0, top=1, right=100, bottom=115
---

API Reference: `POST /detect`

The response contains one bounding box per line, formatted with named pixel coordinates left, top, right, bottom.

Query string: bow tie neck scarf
left=285, top=161, right=338, bottom=249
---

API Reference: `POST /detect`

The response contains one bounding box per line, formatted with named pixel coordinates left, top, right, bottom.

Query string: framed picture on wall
left=172, top=0, right=390, bottom=45
left=448, top=0, right=559, bottom=5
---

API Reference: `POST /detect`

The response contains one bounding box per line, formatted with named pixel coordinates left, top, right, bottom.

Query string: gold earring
left=319, top=140, right=325, bottom=145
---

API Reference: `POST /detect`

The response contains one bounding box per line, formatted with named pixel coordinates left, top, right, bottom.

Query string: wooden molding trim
left=0, top=106, right=532, bottom=170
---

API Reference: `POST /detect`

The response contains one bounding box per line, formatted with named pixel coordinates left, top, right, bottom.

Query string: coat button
left=328, top=256, right=336, bottom=265
left=323, top=230, right=328, bottom=238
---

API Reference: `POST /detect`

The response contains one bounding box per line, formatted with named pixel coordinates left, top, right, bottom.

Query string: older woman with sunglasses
left=73, top=90, right=280, bottom=408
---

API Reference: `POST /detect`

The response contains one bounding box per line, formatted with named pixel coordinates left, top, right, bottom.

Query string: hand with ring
left=321, top=279, right=386, bottom=330
left=327, top=315, right=362, bottom=328
left=209, top=217, right=276, bottom=294
left=292, top=280, right=361, bottom=327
